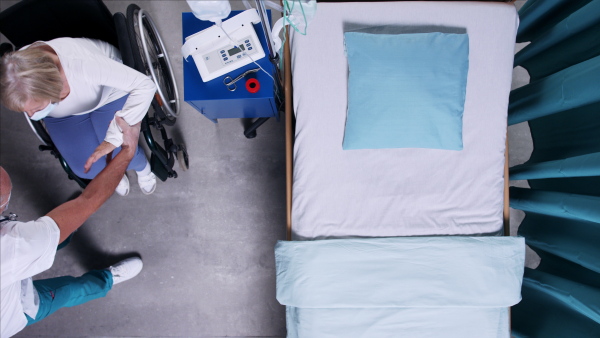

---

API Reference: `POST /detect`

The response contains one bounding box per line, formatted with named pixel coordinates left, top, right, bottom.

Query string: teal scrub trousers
left=25, top=270, right=114, bottom=325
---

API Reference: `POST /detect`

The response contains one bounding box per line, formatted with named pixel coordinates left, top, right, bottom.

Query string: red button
left=246, top=78, right=260, bottom=93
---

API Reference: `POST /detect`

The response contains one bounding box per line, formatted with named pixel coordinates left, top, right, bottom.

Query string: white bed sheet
left=290, top=1, right=518, bottom=239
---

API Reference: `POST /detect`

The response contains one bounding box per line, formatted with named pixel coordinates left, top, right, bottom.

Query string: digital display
left=227, top=44, right=245, bottom=56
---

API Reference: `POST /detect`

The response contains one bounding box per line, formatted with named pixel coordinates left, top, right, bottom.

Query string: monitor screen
left=228, top=44, right=245, bottom=56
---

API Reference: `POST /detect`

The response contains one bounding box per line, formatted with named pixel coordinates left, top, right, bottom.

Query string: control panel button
left=248, top=47, right=253, bottom=51
left=245, top=39, right=249, bottom=43
left=223, top=57, right=228, bottom=61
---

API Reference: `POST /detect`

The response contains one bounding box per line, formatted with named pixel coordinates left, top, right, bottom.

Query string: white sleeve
left=80, top=57, right=156, bottom=147
left=105, top=118, right=124, bottom=148
left=0, top=217, right=60, bottom=287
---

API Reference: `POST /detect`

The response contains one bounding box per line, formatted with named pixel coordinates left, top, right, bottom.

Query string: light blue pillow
left=342, top=32, right=469, bottom=150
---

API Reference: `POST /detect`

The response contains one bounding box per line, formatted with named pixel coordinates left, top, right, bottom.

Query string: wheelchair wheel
left=127, top=4, right=180, bottom=120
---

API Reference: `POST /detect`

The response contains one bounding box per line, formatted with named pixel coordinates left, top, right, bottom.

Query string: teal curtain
left=515, top=0, right=600, bottom=81
left=508, top=0, right=600, bottom=336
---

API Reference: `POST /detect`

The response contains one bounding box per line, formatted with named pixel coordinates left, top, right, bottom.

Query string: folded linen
left=276, top=237, right=525, bottom=337
left=276, top=236, right=525, bottom=308
left=285, top=306, right=510, bottom=338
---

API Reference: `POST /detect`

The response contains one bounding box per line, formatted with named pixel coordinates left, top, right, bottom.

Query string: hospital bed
left=275, top=1, right=525, bottom=336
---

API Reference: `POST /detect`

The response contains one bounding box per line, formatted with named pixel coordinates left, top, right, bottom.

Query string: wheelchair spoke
left=132, top=17, right=150, bottom=73
left=128, top=6, right=180, bottom=119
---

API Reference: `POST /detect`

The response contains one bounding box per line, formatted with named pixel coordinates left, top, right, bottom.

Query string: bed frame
left=281, top=3, right=514, bottom=330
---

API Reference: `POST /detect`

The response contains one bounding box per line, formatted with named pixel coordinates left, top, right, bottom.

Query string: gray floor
left=0, top=1, right=533, bottom=337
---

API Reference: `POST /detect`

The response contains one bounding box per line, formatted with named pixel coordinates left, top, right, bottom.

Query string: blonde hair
left=0, top=44, right=62, bottom=112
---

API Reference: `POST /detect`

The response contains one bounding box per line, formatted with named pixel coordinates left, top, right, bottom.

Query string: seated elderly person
left=1, top=117, right=143, bottom=338
left=0, top=37, right=157, bottom=195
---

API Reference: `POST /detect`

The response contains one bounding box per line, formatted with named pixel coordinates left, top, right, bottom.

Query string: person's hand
left=84, top=141, right=116, bottom=173
left=83, top=117, right=140, bottom=173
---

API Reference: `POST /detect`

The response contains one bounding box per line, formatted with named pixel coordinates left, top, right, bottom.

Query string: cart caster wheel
left=177, top=147, right=189, bottom=171
left=245, top=130, right=257, bottom=139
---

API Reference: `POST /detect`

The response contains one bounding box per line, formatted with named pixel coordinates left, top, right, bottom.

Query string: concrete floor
left=0, top=1, right=533, bottom=337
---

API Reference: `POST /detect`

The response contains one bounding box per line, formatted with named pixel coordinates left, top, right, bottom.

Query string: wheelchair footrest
left=151, top=153, right=172, bottom=182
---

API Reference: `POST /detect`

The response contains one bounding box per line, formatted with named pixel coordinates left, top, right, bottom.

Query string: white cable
left=217, top=23, right=276, bottom=84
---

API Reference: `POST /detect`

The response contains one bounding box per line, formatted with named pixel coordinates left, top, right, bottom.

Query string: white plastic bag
left=186, top=0, right=231, bottom=24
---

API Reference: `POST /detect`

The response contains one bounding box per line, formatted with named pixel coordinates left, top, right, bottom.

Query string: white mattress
left=290, top=1, right=518, bottom=239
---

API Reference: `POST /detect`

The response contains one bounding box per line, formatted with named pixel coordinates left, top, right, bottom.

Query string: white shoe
left=115, top=174, right=129, bottom=196
left=137, top=171, right=156, bottom=195
left=108, top=257, right=143, bottom=285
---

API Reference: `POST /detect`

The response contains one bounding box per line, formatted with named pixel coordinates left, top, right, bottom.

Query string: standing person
left=1, top=117, right=144, bottom=338
left=0, top=37, right=158, bottom=195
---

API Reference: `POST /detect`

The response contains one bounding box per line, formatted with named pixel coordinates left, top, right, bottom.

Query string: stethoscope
left=0, top=213, right=18, bottom=222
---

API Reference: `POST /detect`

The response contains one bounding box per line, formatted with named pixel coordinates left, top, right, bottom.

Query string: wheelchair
left=0, top=0, right=189, bottom=188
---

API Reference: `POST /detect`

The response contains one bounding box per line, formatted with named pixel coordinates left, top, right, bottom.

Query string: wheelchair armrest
left=113, top=12, right=136, bottom=69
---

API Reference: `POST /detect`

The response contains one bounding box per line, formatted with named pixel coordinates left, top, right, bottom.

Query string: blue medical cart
left=182, top=10, right=277, bottom=138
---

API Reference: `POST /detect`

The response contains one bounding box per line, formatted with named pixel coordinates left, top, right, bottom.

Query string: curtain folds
left=516, top=0, right=594, bottom=43
left=510, top=187, right=600, bottom=223
left=513, top=208, right=600, bottom=273
left=512, top=269, right=600, bottom=338
left=508, top=55, right=600, bottom=126
left=509, top=0, right=600, bottom=336
left=514, top=0, right=600, bottom=81
left=509, top=152, right=600, bottom=180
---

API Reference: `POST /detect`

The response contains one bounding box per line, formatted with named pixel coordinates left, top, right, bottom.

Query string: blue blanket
left=275, top=237, right=525, bottom=337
